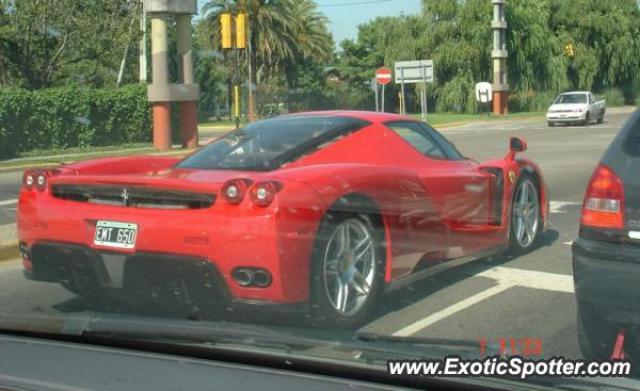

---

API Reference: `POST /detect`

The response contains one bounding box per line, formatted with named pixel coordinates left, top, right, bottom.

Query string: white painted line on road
left=477, top=266, right=574, bottom=294
left=549, top=201, right=581, bottom=214
left=0, top=199, right=18, bottom=206
left=392, top=283, right=514, bottom=337
left=393, top=266, right=574, bottom=336
left=563, top=241, right=573, bottom=246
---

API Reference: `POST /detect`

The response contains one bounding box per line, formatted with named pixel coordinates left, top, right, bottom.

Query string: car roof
left=282, top=110, right=418, bottom=125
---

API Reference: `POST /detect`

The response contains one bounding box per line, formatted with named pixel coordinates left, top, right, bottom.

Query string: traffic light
left=564, top=43, right=575, bottom=58
left=220, top=13, right=232, bottom=49
left=236, top=12, right=247, bottom=49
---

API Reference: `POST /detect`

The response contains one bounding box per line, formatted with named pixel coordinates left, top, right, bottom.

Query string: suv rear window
left=623, top=115, right=640, bottom=156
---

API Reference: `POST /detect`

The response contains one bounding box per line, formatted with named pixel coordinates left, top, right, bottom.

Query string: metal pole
left=381, top=84, right=385, bottom=112
left=235, top=49, right=240, bottom=129
left=374, top=81, right=379, bottom=112
left=423, top=65, right=428, bottom=121
left=400, top=67, right=406, bottom=115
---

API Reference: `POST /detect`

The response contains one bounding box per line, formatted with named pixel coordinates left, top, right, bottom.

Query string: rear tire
left=310, top=212, right=385, bottom=329
left=547, top=121, right=555, bottom=127
left=597, top=111, right=605, bottom=124
left=508, top=174, right=542, bottom=255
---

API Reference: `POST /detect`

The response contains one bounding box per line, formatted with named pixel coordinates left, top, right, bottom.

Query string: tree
left=0, top=0, right=141, bottom=89
left=202, top=0, right=332, bottom=117
left=549, top=0, right=640, bottom=103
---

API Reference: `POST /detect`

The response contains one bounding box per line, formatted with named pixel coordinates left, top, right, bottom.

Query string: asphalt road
left=0, top=111, right=633, bottom=362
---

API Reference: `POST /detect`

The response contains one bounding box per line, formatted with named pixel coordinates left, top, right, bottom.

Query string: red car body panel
left=18, top=111, right=549, bottom=306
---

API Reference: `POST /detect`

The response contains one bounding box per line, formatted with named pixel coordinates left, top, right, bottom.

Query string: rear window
left=177, top=116, right=369, bottom=171
left=554, top=93, right=587, bottom=104
left=623, top=113, right=640, bottom=156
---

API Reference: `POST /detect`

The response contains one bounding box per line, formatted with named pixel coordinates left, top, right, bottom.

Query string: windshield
left=555, top=93, right=587, bottom=104
left=3, top=0, right=640, bottom=389
left=177, top=116, right=368, bottom=171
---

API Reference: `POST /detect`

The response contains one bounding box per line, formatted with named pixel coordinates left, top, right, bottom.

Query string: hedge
left=0, top=85, right=152, bottom=159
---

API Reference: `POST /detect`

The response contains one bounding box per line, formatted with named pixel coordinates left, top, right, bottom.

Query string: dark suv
left=573, top=109, right=640, bottom=360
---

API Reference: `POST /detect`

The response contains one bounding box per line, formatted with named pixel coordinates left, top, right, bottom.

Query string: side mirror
left=510, top=137, right=527, bottom=153
left=506, top=137, right=527, bottom=161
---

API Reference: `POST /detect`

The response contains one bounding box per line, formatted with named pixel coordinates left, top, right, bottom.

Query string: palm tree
left=202, top=0, right=332, bottom=118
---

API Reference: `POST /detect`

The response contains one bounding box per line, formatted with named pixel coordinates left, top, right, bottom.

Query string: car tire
left=548, top=121, right=555, bottom=127
left=582, top=112, right=590, bottom=126
left=577, top=306, right=618, bottom=360
left=597, top=112, right=605, bottom=124
left=310, top=212, right=385, bottom=329
left=508, top=174, right=542, bottom=255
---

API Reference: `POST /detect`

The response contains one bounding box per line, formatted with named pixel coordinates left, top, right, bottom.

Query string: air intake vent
left=51, top=184, right=215, bottom=210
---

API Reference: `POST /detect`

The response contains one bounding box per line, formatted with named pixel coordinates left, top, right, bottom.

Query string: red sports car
left=18, top=111, right=548, bottom=327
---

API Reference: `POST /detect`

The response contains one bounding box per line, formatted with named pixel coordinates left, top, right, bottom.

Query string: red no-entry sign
left=375, top=67, right=392, bottom=85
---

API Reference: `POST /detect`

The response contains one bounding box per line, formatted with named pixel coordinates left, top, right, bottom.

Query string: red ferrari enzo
left=18, top=112, right=548, bottom=327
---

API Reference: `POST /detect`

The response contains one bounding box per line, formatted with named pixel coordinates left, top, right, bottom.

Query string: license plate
left=94, top=221, right=137, bottom=249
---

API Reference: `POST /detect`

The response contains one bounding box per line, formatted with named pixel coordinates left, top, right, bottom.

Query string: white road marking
left=393, top=266, right=574, bottom=336
left=477, top=266, right=574, bottom=294
left=392, top=283, right=514, bottom=337
left=0, top=199, right=18, bottom=207
left=563, top=241, right=573, bottom=246
left=549, top=201, right=581, bottom=214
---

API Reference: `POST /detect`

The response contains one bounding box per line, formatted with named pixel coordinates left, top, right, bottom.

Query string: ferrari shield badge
left=508, top=170, right=517, bottom=184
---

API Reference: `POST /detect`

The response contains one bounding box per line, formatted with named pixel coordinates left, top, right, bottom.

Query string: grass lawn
left=0, top=143, right=191, bottom=172
left=199, top=112, right=545, bottom=128
left=1, top=111, right=545, bottom=171
left=199, top=119, right=247, bottom=128
left=422, top=111, right=545, bottom=126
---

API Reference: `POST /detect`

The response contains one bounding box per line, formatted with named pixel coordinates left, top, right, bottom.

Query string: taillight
left=581, top=164, right=624, bottom=229
left=249, top=181, right=281, bottom=207
left=22, top=169, right=58, bottom=192
left=221, top=178, right=252, bottom=204
left=22, top=170, right=36, bottom=190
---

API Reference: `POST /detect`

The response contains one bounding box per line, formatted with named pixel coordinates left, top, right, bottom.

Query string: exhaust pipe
left=232, top=268, right=254, bottom=287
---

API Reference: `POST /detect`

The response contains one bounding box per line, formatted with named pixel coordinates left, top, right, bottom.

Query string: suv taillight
left=581, top=164, right=625, bottom=229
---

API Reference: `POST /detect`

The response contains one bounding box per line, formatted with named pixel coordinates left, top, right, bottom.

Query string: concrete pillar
left=491, top=0, right=509, bottom=115
left=146, top=0, right=199, bottom=151
left=151, top=16, right=171, bottom=151
left=176, top=15, right=198, bottom=148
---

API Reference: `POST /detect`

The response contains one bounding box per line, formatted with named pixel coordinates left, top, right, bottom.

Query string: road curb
left=0, top=242, right=19, bottom=263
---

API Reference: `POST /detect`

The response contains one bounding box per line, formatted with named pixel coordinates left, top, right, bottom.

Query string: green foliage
left=0, top=0, right=141, bottom=89
left=201, top=0, right=333, bottom=114
left=508, top=91, right=558, bottom=112
left=338, top=0, right=640, bottom=112
left=601, top=89, right=627, bottom=107
left=0, top=85, right=151, bottom=159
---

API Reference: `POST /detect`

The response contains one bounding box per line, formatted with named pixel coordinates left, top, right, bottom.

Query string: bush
left=0, top=85, right=151, bottom=159
left=600, top=89, right=626, bottom=107
left=508, top=91, right=558, bottom=112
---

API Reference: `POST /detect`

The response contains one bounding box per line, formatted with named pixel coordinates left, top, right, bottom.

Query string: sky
left=196, top=0, right=422, bottom=44
left=315, top=0, right=422, bottom=43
